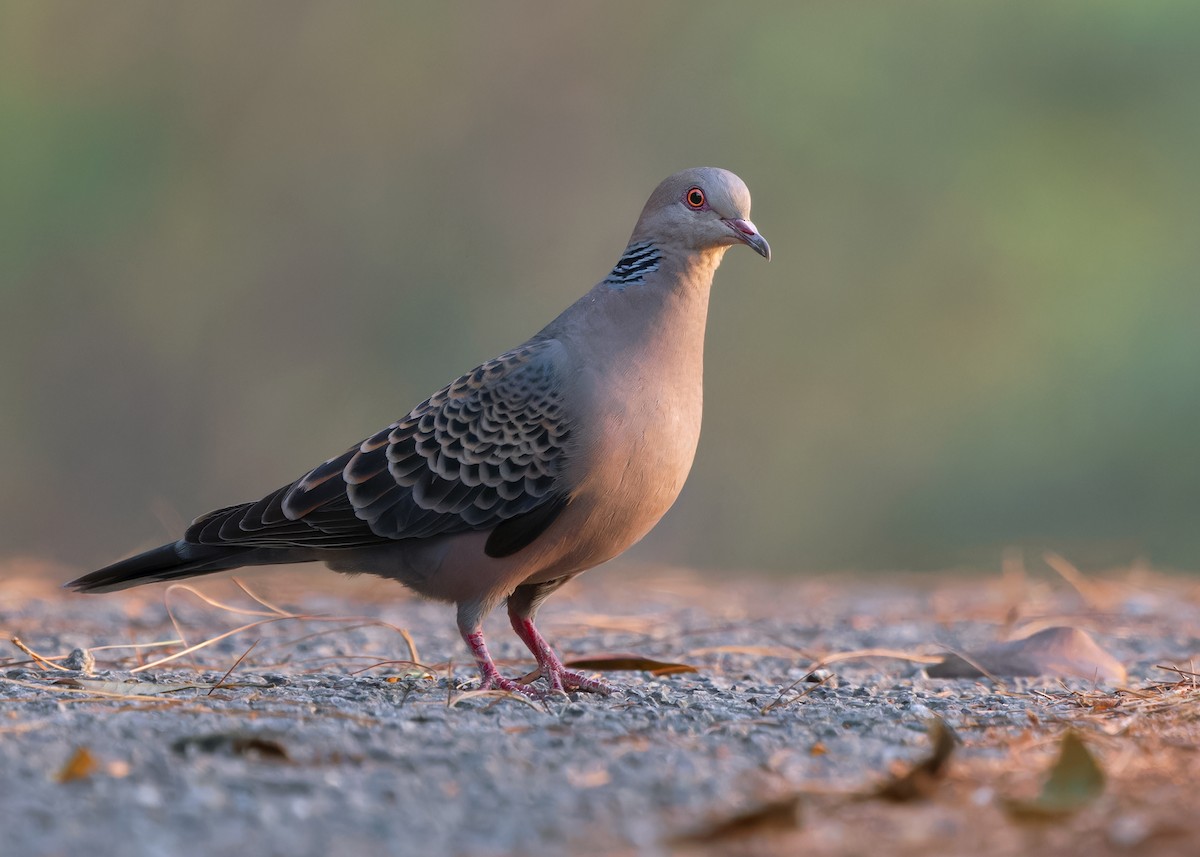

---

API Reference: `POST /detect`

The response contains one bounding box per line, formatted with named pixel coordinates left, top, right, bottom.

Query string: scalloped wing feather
left=186, top=340, right=572, bottom=554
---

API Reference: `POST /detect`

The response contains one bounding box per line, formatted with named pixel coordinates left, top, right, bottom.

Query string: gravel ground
left=2, top=562, right=1198, bottom=856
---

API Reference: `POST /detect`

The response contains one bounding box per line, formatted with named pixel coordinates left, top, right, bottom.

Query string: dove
left=67, top=167, right=770, bottom=696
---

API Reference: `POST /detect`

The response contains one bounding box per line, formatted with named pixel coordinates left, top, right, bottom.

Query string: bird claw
left=548, top=668, right=614, bottom=696
left=464, top=626, right=613, bottom=699
left=477, top=673, right=539, bottom=697
left=476, top=667, right=614, bottom=700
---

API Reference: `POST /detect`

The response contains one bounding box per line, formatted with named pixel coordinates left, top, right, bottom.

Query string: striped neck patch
left=603, top=241, right=661, bottom=287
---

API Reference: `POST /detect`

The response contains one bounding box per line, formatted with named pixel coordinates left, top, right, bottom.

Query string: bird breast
left=562, top=345, right=704, bottom=559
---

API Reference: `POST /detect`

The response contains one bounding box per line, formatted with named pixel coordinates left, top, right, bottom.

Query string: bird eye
left=685, top=187, right=706, bottom=209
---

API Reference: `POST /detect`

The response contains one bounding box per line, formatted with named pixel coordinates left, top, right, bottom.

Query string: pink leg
left=509, top=614, right=613, bottom=695
left=461, top=629, right=538, bottom=696
left=455, top=579, right=614, bottom=698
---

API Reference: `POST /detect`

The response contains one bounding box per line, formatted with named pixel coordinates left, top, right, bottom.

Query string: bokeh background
left=3, top=2, right=1199, bottom=577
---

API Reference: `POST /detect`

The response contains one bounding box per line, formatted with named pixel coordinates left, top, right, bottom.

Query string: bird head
left=632, top=167, right=770, bottom=261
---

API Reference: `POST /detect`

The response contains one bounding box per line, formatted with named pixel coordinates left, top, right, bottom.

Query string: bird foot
left=476, top=666, right=614, bottom=699
left=476, top=673, right=540, bottom=697
left=477, top=669, right=614, bottom=699
left=545, top=667, right=614, bottom=696
left=463, top=627, right=613, bottom=700
left=506, top=616, right=615, bottom=695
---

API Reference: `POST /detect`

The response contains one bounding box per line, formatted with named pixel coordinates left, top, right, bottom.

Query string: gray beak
left=724, top=218, right=771, bottom=260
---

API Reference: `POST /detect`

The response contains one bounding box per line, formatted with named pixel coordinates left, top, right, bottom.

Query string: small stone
left=1108, top=815, right=1152, bottom=848
left=62, top=648, right=95, bottom=674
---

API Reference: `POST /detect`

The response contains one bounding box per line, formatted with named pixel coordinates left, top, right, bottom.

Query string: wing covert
left=186, top=339, right=574, bottom=551
left=181, top=336, right=576, bottom=549
left=336, top=339, right=571, bottom=539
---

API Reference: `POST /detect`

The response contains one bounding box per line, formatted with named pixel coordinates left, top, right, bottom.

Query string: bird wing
left=185, top=338, right=574, bottom=557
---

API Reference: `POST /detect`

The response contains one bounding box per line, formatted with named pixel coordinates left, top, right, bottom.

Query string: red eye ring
left=685, top=187, right=706, bottom=209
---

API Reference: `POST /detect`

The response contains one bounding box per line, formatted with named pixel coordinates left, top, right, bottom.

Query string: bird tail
left=65, top=541, right=257, bottom=594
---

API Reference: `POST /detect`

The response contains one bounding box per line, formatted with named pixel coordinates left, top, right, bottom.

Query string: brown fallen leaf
left=874, top=717, right=958, bottom=802
left=670, top=795, right=802, bottom=844
left=54, top=747, right=99, bottom=783
left=1005, top=729, right=1105, bottom=820
left=172, top=732, right=290, bottom=761
left=927, top=627, right=1125, bottom=682
left=448, top=688, right=546, bottom=710
left=562, top=653, right=698, bottom=677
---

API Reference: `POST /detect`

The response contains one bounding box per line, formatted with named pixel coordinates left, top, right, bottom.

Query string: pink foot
left=463, top=629, right=543, bottom=698
left=476, top=668, right=538, bottom=697
left=542, top=665, right=614, bottom=695
left=512, top=617, right=615, bottom=696
left=461, top=628, right=613, bottom=699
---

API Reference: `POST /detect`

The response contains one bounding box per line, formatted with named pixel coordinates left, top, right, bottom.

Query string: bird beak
left=723, top=218, right=771, bottom=260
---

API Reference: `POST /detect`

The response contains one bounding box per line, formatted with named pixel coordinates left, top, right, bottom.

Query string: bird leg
left=507, top=579, right=614, bottom=695
left=456, top=581, right=613, bottom=698
left=508, top=614, right=613, bottom=695
left=460, top=628, right=538, bottom=696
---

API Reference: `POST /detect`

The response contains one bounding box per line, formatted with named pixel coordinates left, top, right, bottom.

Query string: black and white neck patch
left=603, top=241, right=661, bottom=288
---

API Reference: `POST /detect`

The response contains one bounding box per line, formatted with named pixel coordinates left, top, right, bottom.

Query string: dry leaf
left=172, top=732, right=290, bottom=761
left=563, top=653, right=698, bottom=676
left=928, top=627, right=1125, bottom=682
left=671, top=795, right=802, bottom=843
left=55, top=678, right=219, bottom=696
left=448, top=689, right=545, bottom=710
left=1005, top=729, right=1105, bottom=819
left=874, top=717, right=957, bottom=802
left=54, top=747, right=99, bottom=783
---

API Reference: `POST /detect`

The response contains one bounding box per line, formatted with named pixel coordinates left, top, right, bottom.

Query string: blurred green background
left=3, top=2, right=1199, bottom=576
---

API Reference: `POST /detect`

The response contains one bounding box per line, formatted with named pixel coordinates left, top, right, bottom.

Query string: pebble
left=0, top=576, right=1187, bottom=857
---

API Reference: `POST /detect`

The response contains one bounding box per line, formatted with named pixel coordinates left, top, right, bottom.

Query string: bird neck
left=602, top=241, right=663, bottom=288
left=600, top=238, right=720, bottom=295
left=541, top=241, right=726, bottom=359
left=561, top=241, right=725, bottom=365
left=600, top=241, right=724, bottom=294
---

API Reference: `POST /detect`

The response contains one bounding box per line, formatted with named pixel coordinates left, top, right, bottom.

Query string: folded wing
left=185, top=339, right=574, bottom=557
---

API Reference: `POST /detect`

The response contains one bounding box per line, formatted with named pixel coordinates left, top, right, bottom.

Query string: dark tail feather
left=65, top=542, right=256, bottom=594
